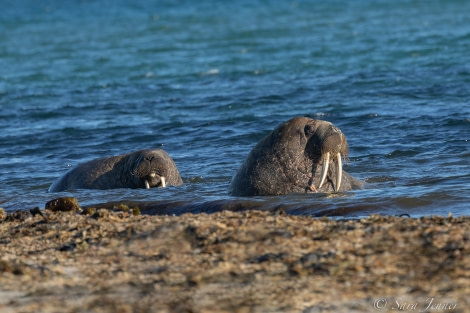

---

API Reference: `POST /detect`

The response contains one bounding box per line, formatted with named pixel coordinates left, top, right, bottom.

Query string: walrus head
left=303, top=118, right=348, bottom=192
left=48, top=148, right=183, bottom=192
left=131, top=150, right=174, bottom=189
left=229, top=117, right=354, bottom=196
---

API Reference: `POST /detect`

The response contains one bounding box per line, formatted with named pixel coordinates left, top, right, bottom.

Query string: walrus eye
left=304, top=124, right=315, bottom=136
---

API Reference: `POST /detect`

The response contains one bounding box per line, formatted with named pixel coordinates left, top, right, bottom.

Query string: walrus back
left=229, top=131, right=279, bottom=196
left=48, top=157, right=118, bottom=192
left=48, top=174, right=69, bottom=192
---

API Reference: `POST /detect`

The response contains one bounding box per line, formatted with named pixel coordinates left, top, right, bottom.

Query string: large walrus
left=49, top=149, right=183, bottom=192
left=229, top=117, right=363, bottom=196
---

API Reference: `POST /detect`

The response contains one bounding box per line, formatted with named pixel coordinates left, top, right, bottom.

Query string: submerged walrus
left=229, top=117, right=363, bottom=196
left=49, top=149, right=183, bottom=192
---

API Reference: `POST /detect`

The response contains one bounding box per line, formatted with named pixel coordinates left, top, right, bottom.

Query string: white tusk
left=318, top=152, right=330, bottom=190
left=161, top=176, right=166, bottom=188
left=335, top=152, right=342, bottom=192
left=144, top=180, right=150, bottom=189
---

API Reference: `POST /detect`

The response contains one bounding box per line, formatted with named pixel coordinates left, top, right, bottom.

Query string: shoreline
left=1, top=206, right=469, bottom=312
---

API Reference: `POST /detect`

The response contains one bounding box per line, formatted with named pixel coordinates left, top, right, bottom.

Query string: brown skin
left=49, top=149, right=183, bottom=192
left=229, top=117, right=363, bottom=196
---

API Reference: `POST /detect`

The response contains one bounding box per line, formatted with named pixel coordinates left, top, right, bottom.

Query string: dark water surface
left=1, top=0, right=470, bottom=217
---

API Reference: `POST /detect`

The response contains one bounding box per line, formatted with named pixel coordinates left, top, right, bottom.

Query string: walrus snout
left=131, top=150, right=182, bottom=189
left=143, top=172, right=166, bottom=189
left=308, top=123, right=349, bottom=192
left=132, top=153, right=171, bottom=189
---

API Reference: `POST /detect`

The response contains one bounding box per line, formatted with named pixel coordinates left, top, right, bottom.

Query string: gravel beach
left=1, top=203, right=469, bottom=313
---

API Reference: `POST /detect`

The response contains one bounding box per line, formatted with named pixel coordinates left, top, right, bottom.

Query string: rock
left=45, top=197, right=80, bottom=212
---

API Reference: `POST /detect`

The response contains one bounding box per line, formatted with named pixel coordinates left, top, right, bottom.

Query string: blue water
left=1, top=0, right=470, bottom=217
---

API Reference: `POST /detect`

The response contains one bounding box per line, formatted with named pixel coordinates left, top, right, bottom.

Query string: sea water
left=1, top=0, right=470, bottom=217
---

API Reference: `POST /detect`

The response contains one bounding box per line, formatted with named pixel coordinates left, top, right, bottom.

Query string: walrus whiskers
left=130, top=158, right=142, bottom=177
left=138, top=158, right=153, bottom=188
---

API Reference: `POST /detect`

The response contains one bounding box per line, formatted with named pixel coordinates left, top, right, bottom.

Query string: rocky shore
left=1, top=203, right=469, bottom=313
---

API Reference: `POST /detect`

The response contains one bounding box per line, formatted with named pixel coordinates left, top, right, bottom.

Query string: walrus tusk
left=318, top=152, right=330, bottom=190
left=145, top=175, right=166, bottom=188
left=336, top=152, right=342, bottom=192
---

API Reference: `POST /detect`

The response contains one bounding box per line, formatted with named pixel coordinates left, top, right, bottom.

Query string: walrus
left=229, top=117, right=363, bottom=196
left=49, top=149, right=183, bottom=192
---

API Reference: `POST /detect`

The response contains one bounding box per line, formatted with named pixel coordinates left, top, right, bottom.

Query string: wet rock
left=45, top=197, right=80, bottom=212
left=132, top=206, right=141, bottom=216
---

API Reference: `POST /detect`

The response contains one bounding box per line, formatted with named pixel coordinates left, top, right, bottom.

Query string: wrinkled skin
left=229, top=117, right=363, bottom=196
left=49, top=149, right=183, bottom=192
